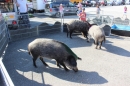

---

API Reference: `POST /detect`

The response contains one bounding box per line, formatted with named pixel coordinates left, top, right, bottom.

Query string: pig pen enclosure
left=0, top=15, right=130, bottom=86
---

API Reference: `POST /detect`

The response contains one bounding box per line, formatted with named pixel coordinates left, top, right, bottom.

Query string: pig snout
left=73, top=67, right=78, bottom=72
left=64, top=55, right=79, bottom=72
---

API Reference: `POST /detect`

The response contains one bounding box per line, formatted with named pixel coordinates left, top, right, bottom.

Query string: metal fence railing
left=87, top=10, right=114, bottom=26
left=0, top=16, right=14, bottom=86
left=87, top=11, right=130, bottom=26
left=0, top=16, right=9, bottom=57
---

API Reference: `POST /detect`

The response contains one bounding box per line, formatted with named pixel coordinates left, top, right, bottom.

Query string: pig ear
left=67, top=55, right=77, bottom=66
left=77, top=57, right=82, bottom=60
left=67, top=55, right=76, bottom=61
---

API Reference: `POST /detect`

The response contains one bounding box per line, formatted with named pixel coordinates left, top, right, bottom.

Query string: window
left=69, top=2, right=75, bottom=6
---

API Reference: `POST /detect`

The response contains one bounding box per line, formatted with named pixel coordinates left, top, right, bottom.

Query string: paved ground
left=2, top=32, right=130, bottom=86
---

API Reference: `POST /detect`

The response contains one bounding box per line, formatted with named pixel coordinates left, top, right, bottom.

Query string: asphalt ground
left=2, top=32, right=130, bottom=86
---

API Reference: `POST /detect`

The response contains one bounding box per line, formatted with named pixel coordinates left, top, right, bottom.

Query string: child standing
left=122, top=6, right=127, bottom=19
left=59, top=4, right=64, bottom=18
left=96, top=5, right=101, bottom=18
left=79, top=8, right=86, bottom=22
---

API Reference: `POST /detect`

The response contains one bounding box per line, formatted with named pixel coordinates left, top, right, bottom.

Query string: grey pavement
left=2, top=32, right=130, bottom=86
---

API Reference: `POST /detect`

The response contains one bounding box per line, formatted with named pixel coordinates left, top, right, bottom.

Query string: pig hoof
left=57, top=65, right=62, bottom=68
left=65, top=69, right=69, bottom=71
left=73, top=69, right=78, bottom=72
left=44, top=64, right=49, bottom=67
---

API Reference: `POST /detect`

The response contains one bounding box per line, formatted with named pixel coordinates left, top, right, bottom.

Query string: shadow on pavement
left=3, top=59, right=108, bottom=85
left=102, top=39, right=130, bottom=57
left=106, top=34, right=125, bottom=40
left=35, top=68, right=108, bottom=85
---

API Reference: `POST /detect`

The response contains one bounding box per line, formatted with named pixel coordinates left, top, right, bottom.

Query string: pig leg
left=31, top=52, right=38, bottom=68
left=95, top=40, right=99, bottom=49
left=59, top=62, right=69, bottom=71
left=67, top=30, right=69, bottom=37
left=81, top=32, right=86, bottom=37
left=99, top=41, right=103, bottom=49
left=83, top=32, right=89, bottom=42
left=86, top=36, right=89, bottom=42
left=83, top=32, right=87, bottom=37
left=93, top=40, right=95, bottom=44
left=39, top=57, right=49, bottom=66
left=70, top=31, right=73, bottom=39
left=56, top=60, right=62, bottom=68
left=33, top=57, right=37, bottom=68
left=87, top=34, right=91, bottom=42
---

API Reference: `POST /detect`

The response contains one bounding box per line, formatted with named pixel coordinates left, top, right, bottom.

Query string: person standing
left=77, top=7, right=82, bottom=20
left=79, top=8, right=86, bottom=22
left=96, top=5, right=101, bottom=18
left=16, top=0, right=28, bottom=14
left=59, top=4, right=64, bottom=18
left=77, top=2, right=82, bottom=10
left=15, top=0, right=30, bottom=28
left=122, top=6, right=127, bottom=19
left=59, top=4, right=64, bottom=32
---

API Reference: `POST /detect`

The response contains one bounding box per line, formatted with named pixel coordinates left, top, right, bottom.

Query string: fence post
left=60, top=13, right=64, bottom=32
left=111, top=16, right=114, bottom=26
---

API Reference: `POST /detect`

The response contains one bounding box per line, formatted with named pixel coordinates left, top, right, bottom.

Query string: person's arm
left=15, top=0, right=20, bottom=7
left=78, top=12, right=80, bottom=17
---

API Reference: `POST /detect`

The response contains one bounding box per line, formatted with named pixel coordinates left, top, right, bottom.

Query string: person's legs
left=20, top=12, right=29, bottom=19
left=97, top=13, right=100, bottom=18
left=125, top=12, right=127, bottom=19
left=122, top=12, right=127, bottom=19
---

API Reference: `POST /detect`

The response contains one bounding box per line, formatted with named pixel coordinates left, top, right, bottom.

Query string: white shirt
left=17, top=0, right=27, bottom=13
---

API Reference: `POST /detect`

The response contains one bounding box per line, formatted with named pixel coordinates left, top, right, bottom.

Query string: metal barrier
left=87, top=11, right=130, bottom=26
left=0, top=16, right=14, bottom=86
left=87, top=10, right=114, bottom=26
left=0, top=16, right=9, bottom=57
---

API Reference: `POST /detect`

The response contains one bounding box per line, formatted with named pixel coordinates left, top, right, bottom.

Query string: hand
left=16, top=2, right=20, bottom=7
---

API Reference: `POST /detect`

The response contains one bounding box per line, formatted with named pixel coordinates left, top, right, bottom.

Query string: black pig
left=28, top=38, right=81, bottom=72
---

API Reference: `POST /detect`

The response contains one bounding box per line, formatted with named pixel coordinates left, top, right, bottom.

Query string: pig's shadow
left=101, top=40, right=130, bottom=57
left=42, top=68, right=108, bottom=84
left=17, top=64, right=108, bottom=85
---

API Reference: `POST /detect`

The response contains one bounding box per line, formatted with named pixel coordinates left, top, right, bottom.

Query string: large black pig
left=65, top=20, right=90, bottom=40
left=28, top=38, right=81, bottom=72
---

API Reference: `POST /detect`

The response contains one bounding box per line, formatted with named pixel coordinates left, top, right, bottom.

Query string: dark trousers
left=20, top=12, right=29, bottom=19
left=20, top=12, right=28, bottom=14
